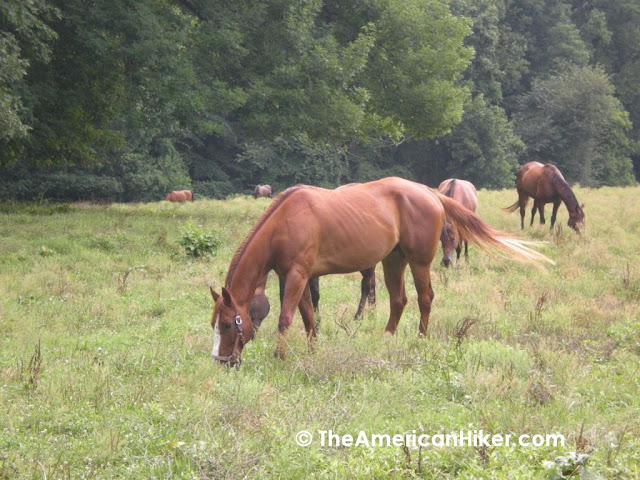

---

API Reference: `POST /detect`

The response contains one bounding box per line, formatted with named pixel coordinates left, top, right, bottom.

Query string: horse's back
left=438, top=179, right=478, bottom=212
left=519, top=162, right=564, bottom=200
left=518, top=162, right=544, bottom=195
left=270, top=178, right=444, bottom=274
left=166, top=190, right=188, bottom=202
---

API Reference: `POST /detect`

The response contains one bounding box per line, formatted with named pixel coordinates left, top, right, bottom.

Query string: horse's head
left=440, top=218, right=458, bottom=267
left=568, top=203, right=585, bottom=233
left=210, top=287, right=253, bottom=366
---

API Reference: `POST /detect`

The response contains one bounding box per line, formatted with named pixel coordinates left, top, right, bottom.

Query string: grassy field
left=1, top=186, right=639, bottom=479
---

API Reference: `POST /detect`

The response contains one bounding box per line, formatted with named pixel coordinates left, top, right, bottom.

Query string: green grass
left=0, top=187, right=639, bottom=479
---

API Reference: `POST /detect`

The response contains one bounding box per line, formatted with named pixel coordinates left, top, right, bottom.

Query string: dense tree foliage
left=514, top=65, right=634, bottom=186
left=0, top=0, right=637, bottom=201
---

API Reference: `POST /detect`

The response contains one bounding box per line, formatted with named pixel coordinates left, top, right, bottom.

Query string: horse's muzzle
left=211, top=353, right=241, bottom=367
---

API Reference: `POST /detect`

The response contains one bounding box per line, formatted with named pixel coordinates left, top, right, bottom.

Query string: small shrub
left=179, top=222, right=221, bottom=258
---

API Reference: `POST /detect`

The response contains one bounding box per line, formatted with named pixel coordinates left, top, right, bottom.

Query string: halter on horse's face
left=210, top=287, right=253, bottom=366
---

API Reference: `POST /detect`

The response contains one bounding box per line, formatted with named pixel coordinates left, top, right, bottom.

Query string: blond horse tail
left=432, top=190, right=554, bottom=266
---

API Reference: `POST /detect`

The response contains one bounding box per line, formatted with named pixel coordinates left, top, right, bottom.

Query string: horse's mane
left=443, top=179, right=457, bottom=198
left=225, top=185, right=306, bottom=287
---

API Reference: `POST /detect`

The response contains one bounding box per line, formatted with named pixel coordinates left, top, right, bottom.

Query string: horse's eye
left=220, top=323, right=231, bottom=332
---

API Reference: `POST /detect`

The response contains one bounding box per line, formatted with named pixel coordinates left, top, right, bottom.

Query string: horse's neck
left=226, top=233, right=273, bottom=307
left=553, top=174, right=580, bottom=214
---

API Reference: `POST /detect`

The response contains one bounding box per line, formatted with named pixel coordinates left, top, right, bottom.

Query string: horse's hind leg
left=355, top=267, right=376, bottom=319
left=365, top=268, right=376, bottom=306
left=409, top=262, right=435, bottom=336
left=538, top=203, right=546, bottom=225
left=382, top=250, right=408, bottom=334
left=309, top=276, right=320, bottom=312
left=518, top=191, right=528, bottom=230
left=530, top=200, right=538, bottom=226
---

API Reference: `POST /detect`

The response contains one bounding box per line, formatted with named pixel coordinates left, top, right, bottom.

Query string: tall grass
left=0, top=187, right=639, bottom=479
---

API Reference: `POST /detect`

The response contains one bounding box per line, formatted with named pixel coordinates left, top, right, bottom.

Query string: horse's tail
left=432, top=190, right=554, bottom=266
left=502, top=198, right=524, bottom=214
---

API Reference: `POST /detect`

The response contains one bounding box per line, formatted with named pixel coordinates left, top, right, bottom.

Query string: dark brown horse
left=504, top=162, right=585, bottom=232
left=437, top=179, right=478, bottom=266
left=165, top=190, right=193, bottom=202
left=210, top=177, right=552, bottom=365
left=252, top=185, right=273, bottom=199
left=250, top=268, right=376, bottom=333
left=278, top=267, right=376, bottom=321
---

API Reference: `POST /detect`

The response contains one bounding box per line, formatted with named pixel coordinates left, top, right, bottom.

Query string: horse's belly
left=313, top=229, right=396, bottom=275
left=313, top=249, right=386, bottom=276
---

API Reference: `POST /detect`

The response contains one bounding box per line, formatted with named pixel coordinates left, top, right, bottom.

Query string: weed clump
left=179, top=222, right=221, bottom=258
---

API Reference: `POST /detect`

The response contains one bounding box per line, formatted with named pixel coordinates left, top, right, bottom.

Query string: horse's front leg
left=297, top=282, right=317, bottom=347
left=276, top=270, right=311, bottom=359
left=550, top=200, right=561, bottom=229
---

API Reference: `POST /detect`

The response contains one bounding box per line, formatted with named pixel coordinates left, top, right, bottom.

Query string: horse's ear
left=221, top=287, right=234, bottom=307
left=209, top=287, right=220, bottom=301
left=580, top=203, right=585, bottom=210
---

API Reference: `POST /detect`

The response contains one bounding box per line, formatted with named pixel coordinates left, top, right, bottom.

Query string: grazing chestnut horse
left=504, top=162, right=585, bottom=232
left=165, top=190, right=193, bottom=202
left=438, top=179, right=478, bottom=267
left=252, top=185, right=273, bottom=199
left=210, top=177, right=552, bottom=365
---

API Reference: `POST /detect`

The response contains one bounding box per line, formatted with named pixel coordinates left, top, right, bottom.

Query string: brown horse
left=279, top=267, right=376, bottom=321
left=165, top=190, right=193, bottom=202
left=504, top=162, right=585, bottom=232
left=210, top=177, right=552, bottom=365
left=248, top=267, right=376, bottom=339
left=438, top=179, right=478, bottom=267
left=252, top=185, right=273, bottom=198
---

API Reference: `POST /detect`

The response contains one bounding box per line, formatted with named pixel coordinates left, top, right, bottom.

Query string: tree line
left=1, top=0, right=638, bottom=201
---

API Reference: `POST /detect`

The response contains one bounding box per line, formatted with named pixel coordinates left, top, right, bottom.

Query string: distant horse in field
left=253, top=185, right=273, bottom=199
left=209, top=177, right=553, bottom=365
left=165, top=190, right=194, bottom=202
left=437, top=179, right=478, bottom=267
left=503, top=162, right=585, bottom=232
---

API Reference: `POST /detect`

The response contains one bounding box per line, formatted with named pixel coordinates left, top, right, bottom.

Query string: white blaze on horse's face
left=211, top=313, right=221, bottom=358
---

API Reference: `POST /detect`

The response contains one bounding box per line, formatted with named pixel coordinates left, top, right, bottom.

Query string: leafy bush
left=115, top=150, right=191, bottom=202
left=0, top=166, right=123, bottom=201
left=178, top=222, right=221, bottom=258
